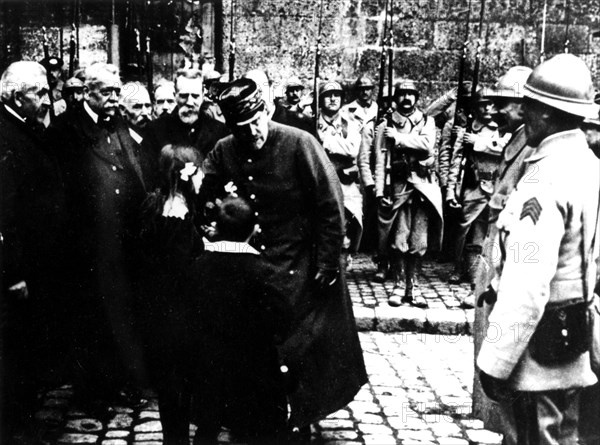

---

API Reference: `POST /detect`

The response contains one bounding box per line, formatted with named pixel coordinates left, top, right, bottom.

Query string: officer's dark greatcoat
left=50, top=106, right=149, bottom=393
left=201, top=122, right=368, bottom=428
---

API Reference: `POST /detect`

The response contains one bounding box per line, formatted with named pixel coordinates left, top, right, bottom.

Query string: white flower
left=180, top=162, right=197, bottom=182
left=224, top=181, right=238, bottom=196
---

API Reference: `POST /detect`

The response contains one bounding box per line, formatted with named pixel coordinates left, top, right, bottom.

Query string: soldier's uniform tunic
left=477, top=129, right=599, bottom=444
left=318, top=111, right=363, bottom=252
left=374, top=109, right=443, bottom=256
left=446, top=119, right=508, bottom=275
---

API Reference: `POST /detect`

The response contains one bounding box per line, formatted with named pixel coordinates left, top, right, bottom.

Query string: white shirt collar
left=4, top=104, right=26, bottom=123
left=84, top=101, right=99, bottom=124
left=202, top=238, right=260, bottom=255
left=128, top=127, right=143, bottom=144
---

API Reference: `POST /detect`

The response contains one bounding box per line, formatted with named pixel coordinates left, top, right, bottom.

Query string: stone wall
left=3, top=0, right=600, bottom=104
left=223, top=0, right=600, bottom=103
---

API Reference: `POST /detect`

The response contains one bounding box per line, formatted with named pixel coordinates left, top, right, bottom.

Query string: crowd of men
left=1, top=49, right=600, bottom=445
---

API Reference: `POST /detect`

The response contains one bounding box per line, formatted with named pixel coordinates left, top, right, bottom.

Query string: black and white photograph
left=0, top=0, right=599, bottom=444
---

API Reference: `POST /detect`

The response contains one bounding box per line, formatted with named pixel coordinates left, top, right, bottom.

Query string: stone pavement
left=347, top=255, right=475, bottom=335
left=33, top=333, right=503, bottom=445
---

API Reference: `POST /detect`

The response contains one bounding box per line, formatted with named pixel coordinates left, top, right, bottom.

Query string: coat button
left=112, top=165, right=117, bottom=171
left=250, top=194, right=256, bottom=200
left=248, top=176, right=254, bottom=181
left=247, top=159, right=253, bottom=163
left=261, top=245, right=266, bottom=250
left=254, top=211, right=259, bottom=216
left=115, top=189, right=120, bottom=194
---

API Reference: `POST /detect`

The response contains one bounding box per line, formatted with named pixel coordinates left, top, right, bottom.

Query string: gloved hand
left=477, top=286, right=497, bottom=307
left=314, top=268, right=338, bottom=294
left=479, top=370, right=516, bottom=403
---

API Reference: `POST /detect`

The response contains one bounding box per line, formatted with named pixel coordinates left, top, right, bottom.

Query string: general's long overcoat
left=201, top=122, right=368, bottom=428
left=50, top=107, right=149, bottom=388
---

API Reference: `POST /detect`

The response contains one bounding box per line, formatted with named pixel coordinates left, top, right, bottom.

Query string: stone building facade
left=2, top=0, right=599, bottom=102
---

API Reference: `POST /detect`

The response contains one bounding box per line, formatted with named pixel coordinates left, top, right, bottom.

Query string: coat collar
left=525, top=129, right=586, bottom=163
left=503, top=125, right=527, bottom=162
left=471, top=118, right=498, bottom=133
left=391, top=108, right=425, bottom=127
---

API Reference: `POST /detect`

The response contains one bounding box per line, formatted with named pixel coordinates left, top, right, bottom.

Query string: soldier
left=470, top=66, right=534, bottom=433
left=317, top=81, right=363, bottom=267
left=477, top=53, right=600, bottom=445
left=373, top=80, right=443, bottom=307
left=446, top=91, right=509, bottom=293
left=277, top=75, right=313, bottom=117
left=244, top=68, right=315, bottom=136
left=63, top=77, right=86, bottom=110
left=341, top=76, right=378, bottom=132
left=120, top=81, right=153, bottom=143
left=201, top=77, right=367, bottom=441
left=143, top=69, right=229, bottom=189
left=152, top=79, right=176, bottom=118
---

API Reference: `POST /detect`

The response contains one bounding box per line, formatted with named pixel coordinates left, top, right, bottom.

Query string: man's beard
left=399, top=100, right=414, bottom=115
left=178, top=107, right=199, bottom=125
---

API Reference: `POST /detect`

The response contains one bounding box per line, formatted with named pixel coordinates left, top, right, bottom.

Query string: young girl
left=139, top=144, right=205, bottom=445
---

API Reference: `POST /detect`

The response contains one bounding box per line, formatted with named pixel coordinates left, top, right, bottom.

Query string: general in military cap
left=219, top=77, right=266, bottom=126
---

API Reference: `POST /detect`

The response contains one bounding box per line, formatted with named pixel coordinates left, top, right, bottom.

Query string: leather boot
left=374, top=259, right=389, bottom=282
left=403, top=255, right=428, bottom=308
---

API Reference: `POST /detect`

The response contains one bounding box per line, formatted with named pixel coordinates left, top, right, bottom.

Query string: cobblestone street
left=30, top=256, right=503, bottom=444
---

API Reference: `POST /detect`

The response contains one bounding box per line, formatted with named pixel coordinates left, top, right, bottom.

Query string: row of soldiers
left=2, top=48, right=600, bottom=444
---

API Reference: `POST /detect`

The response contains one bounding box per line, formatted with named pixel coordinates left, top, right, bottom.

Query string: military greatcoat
left=201, top=121, right=368, bottom=428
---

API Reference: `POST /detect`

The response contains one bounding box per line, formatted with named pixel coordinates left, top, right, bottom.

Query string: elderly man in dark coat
left=0, top=61, right=68, bottom=443
left=142, top=68, right=229, bottom=188
left=49, top=62, right=148, bottom=413
left=200, top=78, right=367, bottom=439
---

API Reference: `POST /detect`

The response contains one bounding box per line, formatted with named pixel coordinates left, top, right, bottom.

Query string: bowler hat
left=219, top=78, right=266, bottom=126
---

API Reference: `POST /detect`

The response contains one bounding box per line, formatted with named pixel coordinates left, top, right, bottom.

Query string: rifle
left=564, top=0, right=571, bottom=53
left=146, top=35, right=153, bottom=94
left=41, top=26, right=55, bottom=120
left=313, top=0, right=324, bottom=134
left=228, top=0, right=236, bottom=81
left=540, top=0, right=548, bottom=62
left=68, top=23, right=76, bottom=77
left=373, top=0, right=395, bottom=200
left=376, top=0, right=390, bottom=121
left=445, top=0, right=472, bottom=209
left=457, top=0, right=487, bottom=203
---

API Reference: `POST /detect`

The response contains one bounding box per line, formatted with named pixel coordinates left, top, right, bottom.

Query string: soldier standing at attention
left=342, top=76, right=378, bottom=132
left=373, top=80, right=443, bottom=308
left=470, top=65, right=534, bottom=434
left=317, top=81, right=363, bottom=267
left=446, top=91, right=508, bottom=298
left=477, top=53, right=600, bottom=445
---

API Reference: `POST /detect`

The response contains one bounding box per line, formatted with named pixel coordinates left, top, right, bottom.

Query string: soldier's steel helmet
left=355, top=76, right=374, bottom=89
left=285, top=76, right=304, bottom=91
left=319, top=81, right=343, bottom=96
left=483, top=66, right=532, bottom=99
left=524, top=54, right=598, bottom=118
left=394, top=79, right=419, bottom=101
